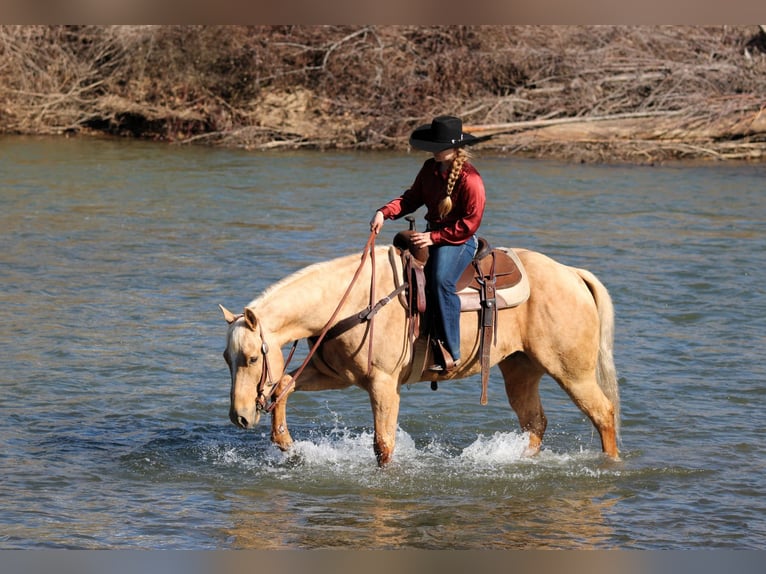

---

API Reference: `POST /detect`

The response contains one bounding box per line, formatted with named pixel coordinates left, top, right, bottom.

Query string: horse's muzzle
left=229, top=405, right=261, bottom=429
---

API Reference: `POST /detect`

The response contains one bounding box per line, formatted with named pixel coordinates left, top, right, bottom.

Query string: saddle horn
left=393, top=222, right=429, bottom=263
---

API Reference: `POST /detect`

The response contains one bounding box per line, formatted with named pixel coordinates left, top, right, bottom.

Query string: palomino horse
left=220, top=242, right=620, bottom=466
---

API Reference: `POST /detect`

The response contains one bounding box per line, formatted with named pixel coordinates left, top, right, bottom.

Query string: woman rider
left=370, top=115, right=489, bottom=372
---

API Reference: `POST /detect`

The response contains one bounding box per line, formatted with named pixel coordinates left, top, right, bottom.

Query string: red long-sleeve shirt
left=378, top=158, right=486, bottom=245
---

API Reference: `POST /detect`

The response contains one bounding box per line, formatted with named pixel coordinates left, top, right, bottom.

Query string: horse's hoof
left=272, top=424, right=293, bottom=451
left=274, top=438, right=293, bottom=452
left=522, top=445, right=541, bottom=457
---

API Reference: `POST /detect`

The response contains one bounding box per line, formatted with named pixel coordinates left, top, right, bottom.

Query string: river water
left=1, top=136, right=764, bottom=550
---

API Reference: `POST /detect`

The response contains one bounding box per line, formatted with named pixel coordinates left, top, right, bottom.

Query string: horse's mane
left=247, top=250, right=365, bottom=308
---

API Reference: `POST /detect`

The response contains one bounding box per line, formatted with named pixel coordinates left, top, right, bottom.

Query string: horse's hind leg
left=557, top=374, right=618, bottom=458
left=498, top=353, right=547, bottom=456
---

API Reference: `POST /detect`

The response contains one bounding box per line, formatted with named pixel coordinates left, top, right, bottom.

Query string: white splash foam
left=202, top=423, right=607, bottom=487
left=460, top=431, right=532, bottom=465
left=288, top=428, right=378, bottom=468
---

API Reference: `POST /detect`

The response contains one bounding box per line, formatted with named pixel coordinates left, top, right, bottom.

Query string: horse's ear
left=219, top=304, right=240, bottom=325
left=243, top=307, right=259, bottom=331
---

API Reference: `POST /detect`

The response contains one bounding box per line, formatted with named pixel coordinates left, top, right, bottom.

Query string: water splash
left=460, top=431, right=532, bottom=465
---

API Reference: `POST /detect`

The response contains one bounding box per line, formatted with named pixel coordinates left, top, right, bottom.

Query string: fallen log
left=464, top=111, right=683, bottom=135
left=468, top=108, right=766, bottom=144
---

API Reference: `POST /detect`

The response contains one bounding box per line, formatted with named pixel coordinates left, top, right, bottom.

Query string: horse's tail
left=575, top=267, right=621, bottom=440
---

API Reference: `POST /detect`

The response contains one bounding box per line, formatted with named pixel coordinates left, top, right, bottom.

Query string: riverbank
left=2, top=25, right=765, bottom=163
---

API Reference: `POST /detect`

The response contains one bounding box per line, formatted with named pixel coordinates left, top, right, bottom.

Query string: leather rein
left=255, top=231, right=403, bottom=414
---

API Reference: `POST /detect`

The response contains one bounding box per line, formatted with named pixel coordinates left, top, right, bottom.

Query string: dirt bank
left=1, top=25, right=765, bottom=163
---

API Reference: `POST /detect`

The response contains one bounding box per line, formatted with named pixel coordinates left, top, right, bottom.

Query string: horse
left=219, top=241, right=620, bottom=467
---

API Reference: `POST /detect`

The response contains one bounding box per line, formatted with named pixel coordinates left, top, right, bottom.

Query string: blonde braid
left=437, top=147, right=471, bottom=218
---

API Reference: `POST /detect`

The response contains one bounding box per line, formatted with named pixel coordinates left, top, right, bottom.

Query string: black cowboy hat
left=409, top=115, right=491, bottom=153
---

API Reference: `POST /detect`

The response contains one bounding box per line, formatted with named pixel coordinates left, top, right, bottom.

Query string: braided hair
left=437, top=146, right=471, bottom=218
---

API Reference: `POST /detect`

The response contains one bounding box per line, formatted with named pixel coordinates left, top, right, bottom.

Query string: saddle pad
left=458, top=247, right=530, bottom=312
left=387, top=245, right=530, bottom=313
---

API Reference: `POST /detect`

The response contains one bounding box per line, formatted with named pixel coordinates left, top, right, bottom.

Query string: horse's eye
left=248, top=356, right=259, bottom=366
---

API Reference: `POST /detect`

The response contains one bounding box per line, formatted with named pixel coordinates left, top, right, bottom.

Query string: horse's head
left=220, top=304, right=283, bottom=430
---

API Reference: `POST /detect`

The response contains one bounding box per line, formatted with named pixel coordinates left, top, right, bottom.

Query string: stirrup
left=430, top=338, right=458, bottom=372
left=428, top=359, right=461, bottom=373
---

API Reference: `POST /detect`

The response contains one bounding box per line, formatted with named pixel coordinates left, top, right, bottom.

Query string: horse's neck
left=254, top=251, right=378, bottom=345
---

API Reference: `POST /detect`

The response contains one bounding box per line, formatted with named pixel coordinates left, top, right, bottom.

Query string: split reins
left=260, top=230, right=401, bottom=414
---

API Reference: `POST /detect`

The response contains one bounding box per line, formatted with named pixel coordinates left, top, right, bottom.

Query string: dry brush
left=1, top=25, right=765, bottom=162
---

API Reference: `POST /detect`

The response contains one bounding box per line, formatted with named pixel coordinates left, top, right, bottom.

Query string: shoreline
left=6, top=129, right=763, bottom=167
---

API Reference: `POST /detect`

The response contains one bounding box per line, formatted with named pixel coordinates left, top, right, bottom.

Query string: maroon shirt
left=378, top=158, right=486, bottom=245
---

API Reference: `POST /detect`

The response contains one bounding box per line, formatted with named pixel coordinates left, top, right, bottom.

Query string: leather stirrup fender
left=477, top=251, right=498, bottom=405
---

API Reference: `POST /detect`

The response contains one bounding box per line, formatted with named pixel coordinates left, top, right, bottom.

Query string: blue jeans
left=425, top=235, right=478, bottom=362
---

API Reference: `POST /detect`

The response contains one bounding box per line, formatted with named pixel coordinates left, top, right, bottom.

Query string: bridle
left=253, top=322, right=275, bottom=412
left=253, top=322, right=299, bottom=414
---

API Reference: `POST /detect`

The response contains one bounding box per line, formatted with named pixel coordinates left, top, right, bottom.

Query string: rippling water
left=1, top=136, right=764, bottom=549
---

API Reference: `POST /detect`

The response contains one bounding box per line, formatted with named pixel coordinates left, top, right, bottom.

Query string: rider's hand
left=411, top=231, right=433, bottom=248
left=370, top=211, right=385, bottom=234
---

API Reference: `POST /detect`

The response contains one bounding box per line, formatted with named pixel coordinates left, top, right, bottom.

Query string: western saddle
left=393, top=218, right=524, bottom=404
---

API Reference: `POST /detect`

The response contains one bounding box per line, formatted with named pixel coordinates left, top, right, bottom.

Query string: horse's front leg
left=270, top=375, right=294, bottom=451
left=368, top=376, right=401, bottom=467
left=271, top=363, right=353, bottom=452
